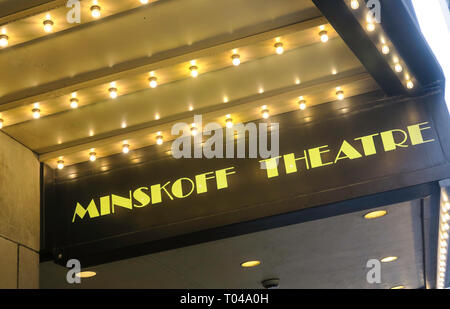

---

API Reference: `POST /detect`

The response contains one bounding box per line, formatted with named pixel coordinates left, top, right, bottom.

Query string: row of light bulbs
left=54, top=86, right=346, bottom=169
left=0, top=28, right=331, bottom=127
left=348, top=0, right=415, bottom=90
left=438, top=193, right=450, bottom=289
left=0, top=0, right=152, bottom=48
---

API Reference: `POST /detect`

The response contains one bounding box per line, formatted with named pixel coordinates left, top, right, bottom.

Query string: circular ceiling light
left=240, top=260, right=261, bottom=268
left=381, top=256, right=398, bottom=263
left=75, top=271, right=97, bottom=278
left=363, top=210, right=387, bottom=219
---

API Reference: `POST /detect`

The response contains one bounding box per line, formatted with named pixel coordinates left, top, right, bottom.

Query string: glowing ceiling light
left=70, top=98, right=79, bottom=109
left=57, top=160, right=64, bottom=170
left=298, top=97, right=307, bottom=110
left=122, top=143, right=130, bottom=154
left=363, top=210, right=387, bottom=219
left=395, top=63, right=403, bottom=73
left=109, top=86, right=118, bottom=99
left=0, top=34, right=9, bottom=47
left=350, top=0, right=359, bottom=10
left=382, top=45, right=390, bottom=55
left=189, top=65, right=199, bottom=78
left=156, top=134, right=163, bottom=145
left=241, top=260, right=261, bottom=268
left=190, top=124, right=198, bottom=136
left=406, top=79, right=414, bottom=89
left=140, top=0, right=149, bottom=4
left=336, top=89, right=345, bottom=100
left=75, top=271, right=96, bottom=278
left=32, top=108, right=41, bottom=119
left=0, top=118, right=3, bottom=129
left=261, top=108, right=270, bottom=119
left=225, top=117, right=233, bottom=128
left=381, top=256, right=398, bottom=263
left=366, top=22, right=376, bottom=32
left=149, top=76, right=158, bottom=88
left=43, top=18, right=54, bottom=33
left=390, top=285, right=405, bottom=289
left=231, top=54, right=241, bottom=66
left=274, top=42, right=284, bottom=55
left=319, top=30, right=329, bottom=43
left=89, top=152, right=97, bottom=162
left=91, top=5, right=101, bottom=18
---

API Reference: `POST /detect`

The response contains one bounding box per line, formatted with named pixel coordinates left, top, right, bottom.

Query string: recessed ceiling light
left=390, top=285, right=405, bottom=289
left=363, top=210, right=387, bottom=219
left=240, top=260, right=261, bottom=268
left=381, top=256, right=398, bottom=263
left=75, top=271, right=96, bottom=278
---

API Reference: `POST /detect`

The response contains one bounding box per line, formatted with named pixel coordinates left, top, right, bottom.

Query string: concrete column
left=0, top=131, right=40, bottom=289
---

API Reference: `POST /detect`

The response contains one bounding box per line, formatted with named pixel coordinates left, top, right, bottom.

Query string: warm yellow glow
left=191, top=126, right=198, bottom=136
left=382, top=45, right=390, bottom=55
left=0, top=119, right=3, bottom=129
left=75, top=271, right=96, bottom=278
left=32, top=108, right=41, bottom=119
left=390, top=285, right=405, bottom=289
left=149, top=76, right=158, bottom=88
left=319, top=30, right=328, bottom=43
left=350, top=0, right=359, bottom=10
left=190, top=65, right=199, bottom=78
left=156, top=135, right=163, bottom=145
left=226, top=118, right=233, bottom=128
left=0, top=34, right=9, bottom=47
left=261, top=109, right=269, bottom=119
left=122, top=143, right=130, bottom=154
left=395, top=63, right=403, bottom=73
left=140, top=0, right=149, bottom=4
left=406, top=80, right=414, bottom=89
left=363, top=210, right=387, bottom=219
left=57, top=160, right=64, bottom=170
left=43, top=20, right=54, bottom=33
left=70, top=98, right=79, bottom=109
left=241, top=260, right=261, bottom=268
left=381, top=256, right=398, bottom=263
left=299, top=100, right=306, bottom=110
left=336, top=90, right=345, bottom=101
left=89, top=152, right=96, bottom=162
left=274, top=42, right=284, bottom=55
left=231, top=54, right=241, bottom=66
left=91, top=5, right=101, bottom=18
left=367, top=23, right=376, bottom=32
left=109, top=87, right=118, bottom=99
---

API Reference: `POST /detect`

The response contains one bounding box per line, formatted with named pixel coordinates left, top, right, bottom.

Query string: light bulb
left=367, top=23, right=375, bottom=32
left=191, top=126, right=198, bottom=136
left=350, top=0, right=359, bottom=9
left=274, top=42, right=284, bottom=54
left=32, top=108, right=41, bottom=119
left=231, top=54, right=240, bottom=66
left=57, top=160, right=64, bottom=170
left=156, top=135, right=163, bottom=145
left=336, top=90, right=345, bottom=100
left=122, top=144, right=130, bottom=154
left=149, top=76, right=158, bottom=88
left=319, top=30, right=328, bottom=43
left=0, top=118, right=3, bottom=129
left=91, top=5, right=101, bottom=18
left=89, top=152, right=96, bottom=161
left=395, top=63, right=403, bottom=73
left=406, top=80, right=414, bottom=89
left=109, top=87, right=118, bottom=99
left=0, top=34, right=9, bottom=47
left=382, top=45, right=390, bottom=55
left=299, top=100, right=307, bottom=110
left=261, top=109, right=269, bottom=119
left=190, top=66, right=198, bottom=78
left=70, top=98, right=79, bottom=109
left=140, top=0, right=149, bottom=3
left=226, top=118, right=233, bottom=128
left=43, top=20, right=54, bottom=33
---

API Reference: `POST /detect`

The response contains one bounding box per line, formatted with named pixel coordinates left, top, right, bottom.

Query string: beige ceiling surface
left=0, top=0, right=380, bottom=168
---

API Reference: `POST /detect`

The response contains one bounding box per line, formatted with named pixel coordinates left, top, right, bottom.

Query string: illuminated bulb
left=443, top=222, right=450, bottom=231
left=57, top=160, right=64, bottom=170
left=149, top=76, right=158, bottom=88
left=350, top=0, right=359, bottom=9
left=156, top=135, right=163, bottom=145
left=91, top=5, right=101, bottom=18
left=261, top=109, right=270, bottom=119
left=444, top=203, right=450, bottom=212
left=382, top=45, right=390, bottom=55
left=274, top=42, right=284, bottom=55
left=226, top=117, right=233, bottom=128
left=191, top=125, right=198, bottom=136
left=109, top=87, right=118, bottom=99
left=395, top=63, right=403, bottom=73
left=43, top=19, right=54, bottom=33
left=319, top=30, right=329, bottom=43
left=0, top=34, right=9, bottom=47
left=122, top=143, right=130, bottom=154
left=70, top=98, right=79, bottom=109
left=442, top=213, right=450, bottom=222
left=140, top=0, right=149, bottom=3
left=0, top=119, right=3, bottom=129
left=367, top=23, right=375, bottom=32
left=231, top=54, right=241, bottom=66
left=299, top=99, right=306, bottom=110
left=32, top=108, right=41, bottom=119
left=89, top=152, right=96, bottom=162
left=190, top=66, right=198, bottom=78
left=442, top=231, right=449, bottom=239
left=336, top=90, right=345, bottom=100
left=406, top=80, right=414, bottom=89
